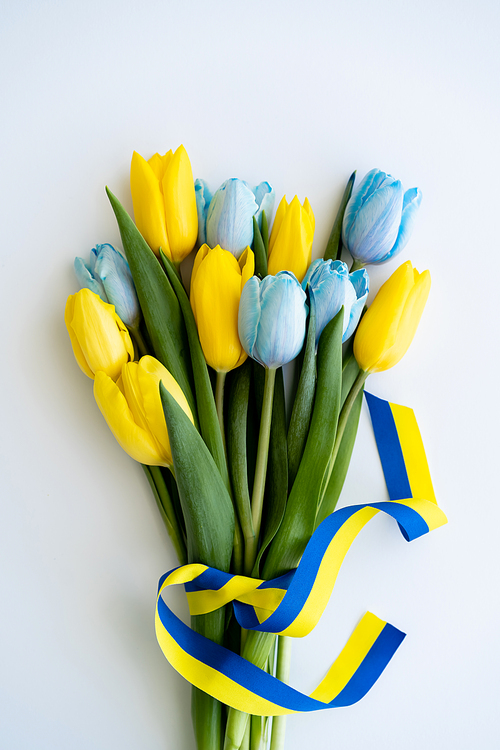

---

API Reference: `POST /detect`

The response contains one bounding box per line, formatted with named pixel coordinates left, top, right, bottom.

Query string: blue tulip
left=74, top=244, right=140, bottom=328
left=302, top=259, right=369, bottom=345
left=238, top=271, right=307, bottom=369
left=195, top=177, right=274, bottom=259
left=342, top=169, right=422, bottom=265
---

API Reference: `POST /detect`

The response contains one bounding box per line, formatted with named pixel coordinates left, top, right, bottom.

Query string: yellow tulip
left=267, top=195, right=315, bottom=282
left=130, top=145, right=198, bottom=262
left=94, top=355, right=193, bottom=467
left=65, top=288, right=134, bottom=380
left=190, top=244, right=255, bottom=372
left=353, top=261, right=431, bottom=373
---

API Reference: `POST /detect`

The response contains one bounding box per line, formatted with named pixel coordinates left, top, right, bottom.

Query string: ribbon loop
left=155, top=393, right=447, bottom=715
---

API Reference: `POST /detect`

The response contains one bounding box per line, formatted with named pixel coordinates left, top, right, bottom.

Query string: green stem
left=224, top=631, right=276, bottom=750
left=244, top=367, right=276, bottom=576
left=215, top=369, right=244, bottom=574
left=128, top=324, right=149, bottom=358
left=319, top=369, right=368, bottom=506
left=224, top=714, right=249, bottom=750
left=173, top=259, right=183, bottom=280
left=241, top=719, right=251, bottom=750
left=216, top=370, right=227, bottom=455
left=141, top=465, right=187, bottom=564
left=233, top=514, right=244, bottom=575
left=269, top=637, right=292, bottom=750
left=250, top=715, right=264, bottom=750
left=349, top=258, right=365, bottom=273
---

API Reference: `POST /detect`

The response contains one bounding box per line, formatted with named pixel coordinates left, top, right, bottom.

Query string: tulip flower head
left=302, top=259, right=369, bottom=346
left=342, top=169, right=422, bottom=266
left=190, top=244, right=255, bottom=372
left=94, top=356, right=193, bottom=467
left=238, top=271, right=308, bottom=370
left=130, top=145, right=198, bottom=262
left=74, top=244, right=140, bottom=329
left=195, top=178, right=274, bottom=259
left=354, top=260, right=430, bottom=373
left=268, top=195, right=315, bottom=282
left=65, top=288, right=134, bottom=380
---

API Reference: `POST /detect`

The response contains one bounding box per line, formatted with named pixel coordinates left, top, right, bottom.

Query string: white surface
left=1, top=1, right=499, bottom=748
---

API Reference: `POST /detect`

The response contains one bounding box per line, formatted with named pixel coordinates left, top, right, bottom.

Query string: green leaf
left=227, top=361, right=254, bottom=543
left=106, top=188, right=196, bottom=419
left=315, top=383, right=364, bottom=527
left=141, top=465, right=186, bottom=565
left=254, top=367, right=288, bottom=576
left=261, top=210, right=269, bottom=255
left=323, top=171, right=356, bottom=262
left=159, top=383, right=234, bottom=568
left=252, top=216, right=268, bottom=278
left=160, top=250, right=229, bottom=491
left=263, top=308, right=343, bottom=578
left=160, top=382, right=234, bottom=750
left=287, top=294, right=317, bottom=488
left=341, top=350, right=360, bottom=404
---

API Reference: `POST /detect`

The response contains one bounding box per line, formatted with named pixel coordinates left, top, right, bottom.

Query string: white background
left=1, top=1, right=498, bottom=748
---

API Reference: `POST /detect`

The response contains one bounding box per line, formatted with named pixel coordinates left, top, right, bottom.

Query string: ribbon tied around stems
left=155, top=392, right=447, bottom=716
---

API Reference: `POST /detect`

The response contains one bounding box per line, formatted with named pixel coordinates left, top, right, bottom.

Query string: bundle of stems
left=101, top=174, right=367, bottom=750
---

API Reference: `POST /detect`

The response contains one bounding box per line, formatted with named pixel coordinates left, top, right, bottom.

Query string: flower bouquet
left=65, top=146, right=446, bottom=750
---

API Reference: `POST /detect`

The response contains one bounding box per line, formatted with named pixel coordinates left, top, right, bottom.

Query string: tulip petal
left=238, top=276, right=262, bottom=362
left=95, top=244, right=140, bottom=328
left=94, top=371, right=168, bottom=466
left=342, top=169, right=393, bottom=238
left=148, top=152, right=170, bottom=181
left=343, top=268, right=369, bottom=341
left=195, top=179, right=213, bottom=246
left=88, top=247, right=99, bottom=273
left=245, top=272, right=307, bottom=369
left=138, top=357, right=179, bottom=462
left=190, top=245, right=248, bottom=371
left=268, top=195, right=288, bottom=253
left=374, top=268, right=430, bottom=371
left=303, top=197, right=315, bottom=233
left=206, top=179, right=258, bottom=259
left=65, top=289, right=134, bottom=380
left=383, top=188, right=422, bottom=263
left=302, top=259, right=354, bottom=346
left=190, top=243, right=211, bottom=322
left=353, top=261, right=415, bottom=372
left=162, top=145, right=198, bottom=263
left=253, top=182, right=275, bottom=230
left=130, top=151, right=170, bottom=257
left=345, top=182, right=404, bottom=263
left=267, top=196, right=314, bottom=282
left=239, top=247, right=255, bottom=288
left=74, top=257, right=108, bottom=301
left=64, top=294, right=95, bottom=378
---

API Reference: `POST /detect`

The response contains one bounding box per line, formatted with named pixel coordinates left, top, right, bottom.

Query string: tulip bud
left=354, top=260, right=430, bottom=373
left=94, top=356, right=194, bottom=467
left=238, top=271, right=308, bottom=369
left=74, top=243, right=140, bottom=329
left=130, top=145, right=198, bottom=262
left=302, top=259, right=369, bottom=345
left=342, top=169, right=422, bottom=266
left=190, top=244, right=255, bottom=372
left=195, top=178, right=274, bottom=259
left=268, top=196, right=315, bottom=282
left=65, top=288, right=134, bottom=380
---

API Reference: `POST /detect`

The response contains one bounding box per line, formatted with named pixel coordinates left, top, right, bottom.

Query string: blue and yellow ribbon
left=155, top=393, right=447, bottom=715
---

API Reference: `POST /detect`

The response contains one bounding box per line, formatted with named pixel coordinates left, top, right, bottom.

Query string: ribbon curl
left=155, top=392, right=447, bottom=715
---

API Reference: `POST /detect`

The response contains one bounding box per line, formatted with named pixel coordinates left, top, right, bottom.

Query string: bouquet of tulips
left=65, top=146, right=435, bottom=750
